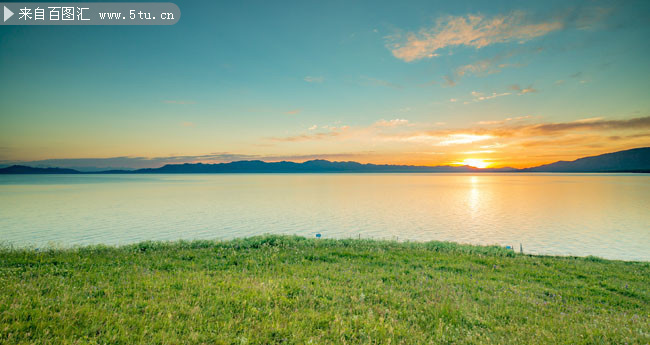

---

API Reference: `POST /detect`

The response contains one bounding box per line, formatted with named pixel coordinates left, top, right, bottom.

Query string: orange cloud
left=510, top=84, right=538, bottom=95
left=374, top=119, right=411, bottom=127
left=388, top=11, right=563, bottom=62
left=525, top=116, right=650, bottom=134
left=285, top=109, right=302, bottom=115
left=261, top=115, right=650, bottom=167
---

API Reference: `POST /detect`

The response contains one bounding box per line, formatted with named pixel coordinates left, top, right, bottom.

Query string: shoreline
left=1, top=235, right=648, bottom=263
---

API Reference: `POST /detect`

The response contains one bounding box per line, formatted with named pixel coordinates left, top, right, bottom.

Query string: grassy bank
left=1, top=235, right=648, bottom=344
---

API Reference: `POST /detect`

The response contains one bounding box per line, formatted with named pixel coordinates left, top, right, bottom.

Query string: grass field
left=1, top=235, right=648, bottom=344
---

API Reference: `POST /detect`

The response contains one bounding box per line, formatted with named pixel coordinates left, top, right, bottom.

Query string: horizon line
left=1, top=146, right=649, bottom=173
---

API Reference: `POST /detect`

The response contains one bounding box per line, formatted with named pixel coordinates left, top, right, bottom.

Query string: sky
left=1, top=0, right=649, bottom=170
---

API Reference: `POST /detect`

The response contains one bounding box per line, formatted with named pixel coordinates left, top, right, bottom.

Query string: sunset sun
left=459, top=158, right=491, bottom=169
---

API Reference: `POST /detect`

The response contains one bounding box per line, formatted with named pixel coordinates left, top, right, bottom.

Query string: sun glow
left=458, top=158, right=491, bottom=169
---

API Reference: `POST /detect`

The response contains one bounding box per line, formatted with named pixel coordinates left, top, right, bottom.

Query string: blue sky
left=1, top=0, right=649, bottom=169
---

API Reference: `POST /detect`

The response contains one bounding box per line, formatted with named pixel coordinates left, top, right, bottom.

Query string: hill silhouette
left=0, top=165, right=81, bottom=174
left=131, top=160, right=514, bottom=174
left=1, top=147, right=648, bottom=174
left=521, top=147, right=650, bottom=173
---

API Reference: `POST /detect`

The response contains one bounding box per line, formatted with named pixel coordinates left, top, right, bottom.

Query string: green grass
left=1, top=235, right=648, bottom=344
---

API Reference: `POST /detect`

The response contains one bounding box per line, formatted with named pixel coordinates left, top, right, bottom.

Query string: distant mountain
left=0, top=165, right=81, bottom=174
left=127, top=160, right=516, bottom=174
left=0, top=160, right=515, bottom=174
left=1, top=147, right=647, bottom=174
left=522, top=147, right=650, bottom=173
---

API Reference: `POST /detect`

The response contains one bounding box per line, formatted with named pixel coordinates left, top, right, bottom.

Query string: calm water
left=0, top=174, right=648, bottom=261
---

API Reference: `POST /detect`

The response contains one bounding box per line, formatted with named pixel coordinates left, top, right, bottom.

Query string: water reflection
left=468, top=176, right=480, bottom=216
left=0, top=173, right=648, bottom=261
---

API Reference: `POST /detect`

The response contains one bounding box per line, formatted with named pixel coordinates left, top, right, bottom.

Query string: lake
left=0, top=173, right=648, bottom=261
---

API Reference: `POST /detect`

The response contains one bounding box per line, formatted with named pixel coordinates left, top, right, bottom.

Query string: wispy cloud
left=453, top=116, right=650, bottom=140
left=476, top=115, right=532, bottom=125
left=268, top=116, right=649, bottom=150
left=464, top=91, right=511, bottom=103
left=304, top=76, right=324, bottom=83
left=608, top=133, right=650, bottom=141
left=525, top=116, right=650, bottom=135
left=462, top=150, right=496, bottom=154
left=270, top=124, right=350, bottom=142
left=510, top=84, right=538, bottom=95
left=387, top=11, right=563, bottom=62
left=456, top=54, right=513, bottom=77
left=443, top=75, right=457, bottom=87
left=388, top=133, right=495, bottom=146
left=374, top=119, right=411, bottom=127
left=377, top=115, right=650, bottom=165
left=438, top=134, right=495, bottom=146
left=443, top=48, right=536, bottom=85
left=269, top=132, right=342, bottom=142
left=285, top=109, right=302, bottom=115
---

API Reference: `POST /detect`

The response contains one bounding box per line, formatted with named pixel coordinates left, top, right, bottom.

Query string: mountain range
left=1, top=147, right=648, bottom=174
left=520, top=147, right=650, bottom=172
